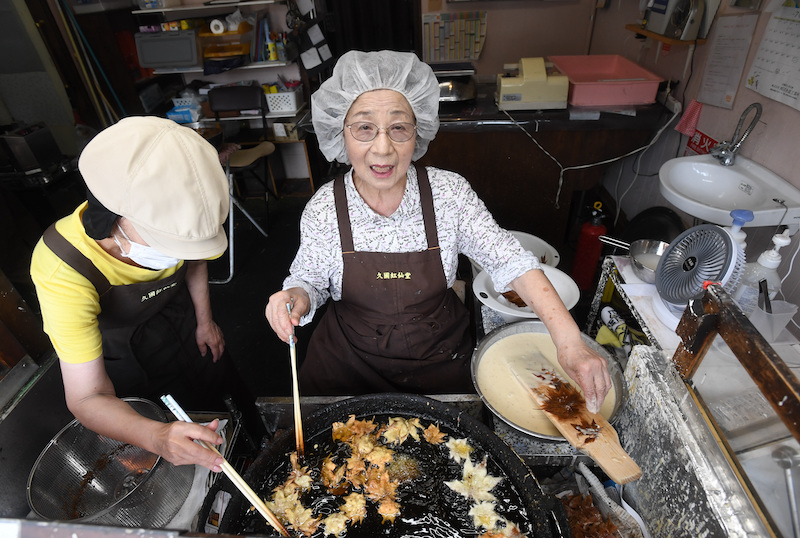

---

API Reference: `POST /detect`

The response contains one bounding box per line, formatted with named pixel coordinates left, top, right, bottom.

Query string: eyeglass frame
left=343, top=121, right=418, bottom=143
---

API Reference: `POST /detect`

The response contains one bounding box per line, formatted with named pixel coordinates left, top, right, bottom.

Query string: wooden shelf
left=625, top=24, right=707, bottom=46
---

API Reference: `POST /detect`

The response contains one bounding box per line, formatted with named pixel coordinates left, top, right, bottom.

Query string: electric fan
left=653, top=224, right=746, bottom=324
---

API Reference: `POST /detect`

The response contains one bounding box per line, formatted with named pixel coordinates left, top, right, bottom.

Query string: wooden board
left=511, top=365, right=642, bottom=485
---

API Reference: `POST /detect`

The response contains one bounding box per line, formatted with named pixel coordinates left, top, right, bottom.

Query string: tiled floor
left=207, top=192, right=313, bottom=399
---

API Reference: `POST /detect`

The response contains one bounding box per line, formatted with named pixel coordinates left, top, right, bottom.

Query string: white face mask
left=113, top=225, right=180, bottom=270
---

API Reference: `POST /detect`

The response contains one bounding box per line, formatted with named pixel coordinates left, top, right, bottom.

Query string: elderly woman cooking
left=265, top=50, right=611, bottom=412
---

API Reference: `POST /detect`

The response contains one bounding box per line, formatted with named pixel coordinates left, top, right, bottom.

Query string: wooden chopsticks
left=287, top=301, right=305, bottom=457
left=160, top=395, right=289, bottom=537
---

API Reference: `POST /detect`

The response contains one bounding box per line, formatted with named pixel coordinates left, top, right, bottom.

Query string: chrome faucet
left=709, top=102, right=762, bottom=166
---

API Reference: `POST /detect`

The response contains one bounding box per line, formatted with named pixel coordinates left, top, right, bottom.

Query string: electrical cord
left=500, top=106, right=681, bottom=209
left=614, top=109, right=681, bottom=225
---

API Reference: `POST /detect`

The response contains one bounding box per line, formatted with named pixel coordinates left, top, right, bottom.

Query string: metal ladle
left=772, top=444, right=800, bottom=537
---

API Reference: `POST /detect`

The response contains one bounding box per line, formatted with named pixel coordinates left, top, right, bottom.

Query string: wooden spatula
left=510, top=363, right=642, bottom=485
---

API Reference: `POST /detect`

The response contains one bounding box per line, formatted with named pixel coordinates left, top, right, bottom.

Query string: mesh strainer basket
left=27, top=397, right=194, bottom=528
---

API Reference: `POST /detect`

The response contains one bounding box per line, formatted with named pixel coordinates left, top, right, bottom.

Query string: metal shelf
left=152, top=60, right=291, bottom=75
left=625, top=24, right=707, bottom=45
left=197, top=103, right=306, bottom=121
left=132, top=0, right=281, bottom=15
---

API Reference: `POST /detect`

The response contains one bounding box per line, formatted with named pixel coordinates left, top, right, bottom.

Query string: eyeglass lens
left=347, top=122, right=416, bottom=142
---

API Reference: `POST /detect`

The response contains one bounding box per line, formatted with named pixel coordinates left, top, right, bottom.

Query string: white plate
left=470, top=231, right=561, bottom=277
left=472, top=266, right=580, bottom=322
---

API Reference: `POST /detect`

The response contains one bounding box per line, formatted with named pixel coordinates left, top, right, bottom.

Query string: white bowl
left=470, top=231, right=560, bottom=278
left=472, top=265, right=580, bottom=322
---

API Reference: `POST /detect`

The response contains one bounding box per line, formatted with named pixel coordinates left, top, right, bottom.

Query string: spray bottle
left=733, top=229, right=791, bottom=315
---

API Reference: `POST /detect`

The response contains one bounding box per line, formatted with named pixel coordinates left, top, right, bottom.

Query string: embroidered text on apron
left=43, top=224, right=227, bottom=409
left=299, top=165, right=474, bottom=395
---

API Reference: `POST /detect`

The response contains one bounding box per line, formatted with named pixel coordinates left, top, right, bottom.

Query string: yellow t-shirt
left=30, top=202, right=183, bottom=364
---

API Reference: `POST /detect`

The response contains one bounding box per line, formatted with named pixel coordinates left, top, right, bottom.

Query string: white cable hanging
left=500, top=107, right=681, bottom=209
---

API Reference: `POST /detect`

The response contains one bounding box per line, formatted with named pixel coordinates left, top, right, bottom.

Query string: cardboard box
left=271, top=122, right=299, bottom=141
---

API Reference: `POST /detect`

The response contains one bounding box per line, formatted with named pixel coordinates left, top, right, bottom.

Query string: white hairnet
left=311, top=50, right=440, bottom=164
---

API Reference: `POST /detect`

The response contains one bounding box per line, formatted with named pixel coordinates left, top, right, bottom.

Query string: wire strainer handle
left=599, top=235, right=631, bottom=250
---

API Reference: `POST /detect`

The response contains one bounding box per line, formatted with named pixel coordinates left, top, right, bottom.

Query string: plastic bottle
left=276, top=33, right=287, bottom=62
left=571, top=201, right=606, bottom=291
left=725, top=209, right=753, bottom=251
left=732, top=230, right=791, bottom=315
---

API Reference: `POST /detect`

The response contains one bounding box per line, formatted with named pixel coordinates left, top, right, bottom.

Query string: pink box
left=548, top=55, right=662, bottom=107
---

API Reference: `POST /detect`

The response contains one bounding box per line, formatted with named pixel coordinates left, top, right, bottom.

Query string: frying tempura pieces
left=445, top=455, right=503, bottom=502
left=445, top=436, right=474, bottom=463
left=265, top=415, right=416, bottom=537
left=262, top=416, right=528, bottom=537
left=381, top=417, right=422, bottom=445
left=444, top=440, right=527, bottom=537
left=423, top=423, right=447, bottom=444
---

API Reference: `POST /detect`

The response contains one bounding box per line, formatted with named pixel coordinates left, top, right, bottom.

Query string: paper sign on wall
left=696, top=14, right=759, bottom=109
left=746, top=6, right=800, bottom=111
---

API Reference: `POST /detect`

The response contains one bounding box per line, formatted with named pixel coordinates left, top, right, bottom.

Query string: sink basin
left=659, top=154, right=800, bottom=229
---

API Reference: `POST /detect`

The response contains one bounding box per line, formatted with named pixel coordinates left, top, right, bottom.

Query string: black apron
left=299, top=165, right=474, bottom=395
left=43, top=225, right=229, bottom=411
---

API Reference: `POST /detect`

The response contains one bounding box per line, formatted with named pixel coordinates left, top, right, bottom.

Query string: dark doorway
left=321, top=0, right=420, bottom=57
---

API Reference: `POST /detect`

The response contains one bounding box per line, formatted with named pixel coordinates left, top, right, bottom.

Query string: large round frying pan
left=209, top=393, right=570, bottom=537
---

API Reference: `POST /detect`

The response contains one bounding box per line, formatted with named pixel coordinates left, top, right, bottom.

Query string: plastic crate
left=135, top=30, right=200, bottom=69
left=548, top=55, right=662, bottom=107
left=266, top=88, right=302, bottom=113
left=172, top=96, right=196, bottom=107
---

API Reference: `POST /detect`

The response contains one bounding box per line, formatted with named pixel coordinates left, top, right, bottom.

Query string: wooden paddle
left=510, top=363, right=642, bottom=485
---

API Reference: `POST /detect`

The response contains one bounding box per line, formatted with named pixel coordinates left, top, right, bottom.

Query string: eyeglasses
left=345, top=121, right=417, bottom=143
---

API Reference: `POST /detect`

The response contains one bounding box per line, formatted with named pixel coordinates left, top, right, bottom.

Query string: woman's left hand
left=196, top=321, right=225, bottom=362
left=555, top=337, right=612, bottom=414
left=510, top=268, right=612, bottom=413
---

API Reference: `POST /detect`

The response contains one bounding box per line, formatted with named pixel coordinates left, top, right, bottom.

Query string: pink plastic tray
left=548, top=55, right=662, bottom=107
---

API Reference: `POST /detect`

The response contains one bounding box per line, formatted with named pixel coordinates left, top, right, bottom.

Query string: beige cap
left=78, top=116, right=229, bottom=260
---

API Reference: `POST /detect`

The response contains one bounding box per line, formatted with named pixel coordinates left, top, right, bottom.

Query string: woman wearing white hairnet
left=265, top=50, right=611, bottom=411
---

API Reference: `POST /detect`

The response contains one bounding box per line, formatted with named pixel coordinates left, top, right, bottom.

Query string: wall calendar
left=746, top=5, right=800, bottom=110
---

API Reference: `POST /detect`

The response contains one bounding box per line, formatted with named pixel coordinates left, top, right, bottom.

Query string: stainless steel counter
left=0, top=352, right=74, bottom=519
left=588, top=255, right=794, bottom=536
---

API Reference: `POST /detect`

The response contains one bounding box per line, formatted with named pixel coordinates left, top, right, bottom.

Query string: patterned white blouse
left=284, top=165, right=541, bottom=325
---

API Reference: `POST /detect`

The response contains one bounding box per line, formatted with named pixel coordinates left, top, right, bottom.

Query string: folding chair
left=208, top=85, right=274, bottom=284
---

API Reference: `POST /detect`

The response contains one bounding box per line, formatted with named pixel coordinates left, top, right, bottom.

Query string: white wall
left=593, top=0, right=800, bottom=327
left=421, top=0, right=598, bottom=78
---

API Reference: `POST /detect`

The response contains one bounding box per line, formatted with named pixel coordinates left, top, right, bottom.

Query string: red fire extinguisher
left=571, top=201, right=607, bottom=291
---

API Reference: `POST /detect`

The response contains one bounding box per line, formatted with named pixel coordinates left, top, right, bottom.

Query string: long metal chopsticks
left=287, top=301, right=305, bottom=457
left=160, top=395, right=289, bottom=537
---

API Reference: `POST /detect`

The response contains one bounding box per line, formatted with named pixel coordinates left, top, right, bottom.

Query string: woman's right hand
left=265, top=287, right=310, bottom=344
left=156, top=419, right=224, bottom=472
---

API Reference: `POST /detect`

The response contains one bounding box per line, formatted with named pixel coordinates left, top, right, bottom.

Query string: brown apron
left=42, top=224, right=229, bottom=410
left=299, top=165, right=474, bottom=395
